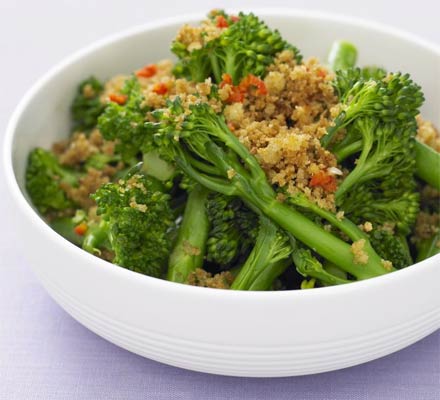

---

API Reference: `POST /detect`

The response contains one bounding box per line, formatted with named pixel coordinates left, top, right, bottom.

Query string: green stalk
left=231, top=217, right=291, bottom=290
left=335, top=130, right=374, bottom=202
left=415, top=140, right=440, bottom=190
left=333, top=139, right=363, bottom=162
left=259, top=199, right=389, bottom=280
left=416, top=230, right=440, bottom=262
left=167, top=184, right=210, bottom=283
left=327, top=41, right=358, bottom=71
left=292, top=246, right=350, bottom=286
left=288, top=193, right=367, bottom=242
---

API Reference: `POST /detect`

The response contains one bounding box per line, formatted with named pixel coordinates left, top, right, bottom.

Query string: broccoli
left=205, top=193, right=258, bottom=268
left=26, top=148, right=80, bottom=214
left=89, top=173, right=175, bottom=277
left=321, top=70, right=424, bottom=148
left=147, top=99, right=392, bottom=280
left=335, top=118, right=420, bottom=234
left=98, top=76, right=147, bottom=162
left=292, top=245, right=350, bottom=287
left=368, top=228, right=413, bottom=269
left=167, top=184, right=210, bottom=283
left=231, top=216, right=292, bottom=291
left=98, top=76, right=176, bottom=182
left=171, top=11, right=301, bottom=84
left=71, top=77, right=105, bottom=131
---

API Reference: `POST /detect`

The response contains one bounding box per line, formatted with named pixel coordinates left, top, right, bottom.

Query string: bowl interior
left=9, top=11, right=440, bottom=214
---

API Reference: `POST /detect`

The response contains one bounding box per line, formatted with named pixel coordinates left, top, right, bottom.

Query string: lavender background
left=0, top=0, right=439, bottom=399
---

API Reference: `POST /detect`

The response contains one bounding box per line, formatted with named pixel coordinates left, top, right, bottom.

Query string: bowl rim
left=4, top=8, right=440, bottom=300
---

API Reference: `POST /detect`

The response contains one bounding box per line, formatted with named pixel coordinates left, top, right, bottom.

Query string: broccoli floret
left=322, top=70, right=424, bottom=148
left=171, top=11, right=301, bottom=84
left=147, top=98, right=392, bottom=281
left=71, top=77, right=105, bottom=131
left=91, top=173, right=175, bottom=277
left=205, top=193, right=258, bottom=268
left=334, top=118, right=420, bottom=234
left=231, top=216, right=292, bottom=291
left=292, top=245, right=350, bottom=287
left=25, top=148, right=80, bottom=214
left=98, top=76, right=147, bottom=161
left=361, top=66, right=387, bottom=80
left=368, top=228, right=413, bottom=269
left=98, top=76, right=176, bottom=183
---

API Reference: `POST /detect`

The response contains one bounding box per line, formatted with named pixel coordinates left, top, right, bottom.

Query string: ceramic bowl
left=4, top=10, right=440, bottom=377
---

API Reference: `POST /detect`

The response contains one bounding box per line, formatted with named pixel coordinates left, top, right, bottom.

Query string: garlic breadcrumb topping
left=351, top=239, right=369, bottom=265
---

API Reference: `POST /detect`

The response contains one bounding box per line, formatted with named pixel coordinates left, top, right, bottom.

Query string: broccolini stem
left=415, top=140, right=440, bottom=190
left=167, top=184, right=210, bottom=283
left=259, top=199, right=389, bottom=280
left=231, top=216, right=291, bottom=291
left=333, top=139, right=363, bottom=162
left=327, top=40, right=358, bottom=71
left=288, top=193, right=367, bottom=242
left=291, top=245, right=351, bottom=286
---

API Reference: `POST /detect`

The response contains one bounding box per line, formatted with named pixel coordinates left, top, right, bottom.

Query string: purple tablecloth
left=1, top=245, right=439, bottom=399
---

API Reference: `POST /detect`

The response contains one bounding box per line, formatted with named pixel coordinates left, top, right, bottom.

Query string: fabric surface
left=0, top=254, right=439, bottom=399
left=1, top=0, right=439, bottom=399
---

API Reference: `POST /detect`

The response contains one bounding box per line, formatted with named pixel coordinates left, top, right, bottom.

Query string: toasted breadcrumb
left=381, top=259, right=394, bottom=271
left=351, top=239, right=369, bottom=265
left=60, top=168, right=110, bottom=210
left=182, top=240, right=201, bottom=256
left=416, top=115, right=440, bottom=152
left=336, top=211, right=345, bottom=221
left=187, top=268, right=234, bottom=289
left=358, top=221, right=373, bottom=232
left=225, top=52, right=339, bottom=210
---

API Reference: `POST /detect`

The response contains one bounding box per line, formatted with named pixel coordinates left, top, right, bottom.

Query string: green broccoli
left=89, top=173, right=175, bottom=277
left=368, top=227, right=413, bottom=269
left=98, top=76, right=176, bottom=182
left=167, top=184, right=210, bottom=283
left=321, top=70, right=424, bottom=148
left=71, top=77, right=105, bottom=131
left=205, top=193, right=258, bottom=268
left=25, top=148, right=80, bottom=214
left=231, top=216, right=291, bottom=291
left=147, top=98, right=392, bottom=281
left=172, top=11, right=301, bottom=84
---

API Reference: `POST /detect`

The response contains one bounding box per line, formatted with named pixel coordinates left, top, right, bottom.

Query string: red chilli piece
left=220, top=73, right=233, bottom=88
left=152, top=82, right=168, bottom=95
left=317, top=69, right=327, bottom=78
left=230, top=15, right=240, bottom=23
left=136, top=64, right=158, bottom=78
left=216, top=15, right=229, bottom=28
left=310, top=171, right=338, bottom=192
left=74, top=222, right=88, bottom=236
left=239, top=74, right=267, bottom=96
left=108, top=93, right=128, bottom=105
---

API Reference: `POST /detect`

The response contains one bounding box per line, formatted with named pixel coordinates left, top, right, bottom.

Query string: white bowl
left=4, top=10, right=440, bottom=377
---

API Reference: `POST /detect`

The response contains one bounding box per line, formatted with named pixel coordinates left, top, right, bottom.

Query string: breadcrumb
left=187, top=268, right=234, bottom=289
left=225, top=52, right=339, bottom=210
left=381, top=259, right=394, bottom=271
left=416, top=115, right=440, bottom=152
left=182, top=240, right=201, bottom=256
left=351, top=239, right=369, bottom=265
